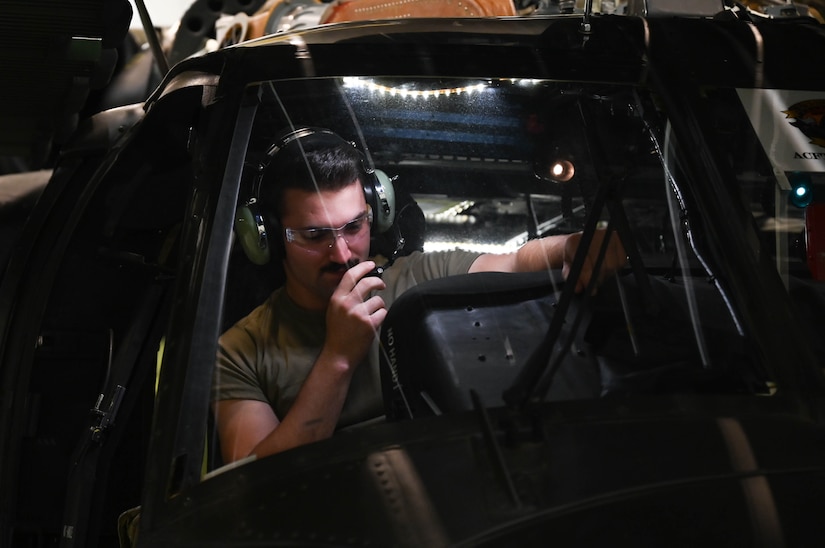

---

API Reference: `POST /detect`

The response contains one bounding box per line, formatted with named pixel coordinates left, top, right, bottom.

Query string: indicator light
left=788, top=173, right=813, bottom=208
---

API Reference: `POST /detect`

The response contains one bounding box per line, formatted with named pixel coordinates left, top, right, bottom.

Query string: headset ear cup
left=235, top=203, right=271, bottom=265
left=371, top=169, right=396, bottom=234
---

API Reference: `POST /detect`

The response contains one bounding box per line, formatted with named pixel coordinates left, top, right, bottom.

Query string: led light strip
left=343, top=77, right=487, bottom=98
left=423, top=240, right=520, bottom=255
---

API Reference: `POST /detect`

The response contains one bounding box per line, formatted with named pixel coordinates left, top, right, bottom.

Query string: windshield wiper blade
left=504, top=93, right=667, bottom=408
left=502, top=176, right=611, bottom=409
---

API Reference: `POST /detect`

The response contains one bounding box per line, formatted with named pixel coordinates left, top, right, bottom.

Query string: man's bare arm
left=214, top=261, right=386, bottom=462
left=213, top=399, right=279, bottom=463
left=214, top=348, right=359, bottom=461
left=469, top=230, right=626, bottom=292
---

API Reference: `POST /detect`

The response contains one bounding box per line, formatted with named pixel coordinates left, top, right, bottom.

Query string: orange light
left=549, top=159, right=575, bottom=182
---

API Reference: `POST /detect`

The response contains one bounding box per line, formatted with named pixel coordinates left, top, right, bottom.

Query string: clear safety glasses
left=284, top=207, right=372, bottom=251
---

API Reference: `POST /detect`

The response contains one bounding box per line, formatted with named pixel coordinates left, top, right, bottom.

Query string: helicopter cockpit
left=212, top=74, right=824, bottom=458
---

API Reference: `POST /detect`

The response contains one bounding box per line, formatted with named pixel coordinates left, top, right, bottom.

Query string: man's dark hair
left=259, top=129, right=366, bottom=219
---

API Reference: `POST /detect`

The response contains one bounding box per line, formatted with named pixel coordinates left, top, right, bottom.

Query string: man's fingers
left=360, top=294, right=386, bottom=315
left=370, top=308, right=388, bottom=328
left=338, top=260, right=377, bottom=291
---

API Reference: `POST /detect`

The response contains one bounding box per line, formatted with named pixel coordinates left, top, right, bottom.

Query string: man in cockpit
left=211, top=128, right=626, bottom=463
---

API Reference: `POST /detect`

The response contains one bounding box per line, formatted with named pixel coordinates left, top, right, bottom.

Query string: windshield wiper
left=503, top=97, right=655, bottom=408
left=502, top=175, right=612, bottom=408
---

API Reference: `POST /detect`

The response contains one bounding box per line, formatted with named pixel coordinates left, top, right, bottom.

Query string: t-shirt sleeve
left=380, top=250, right=481, bottom=304
left=212, top=308, right=272, bottom=404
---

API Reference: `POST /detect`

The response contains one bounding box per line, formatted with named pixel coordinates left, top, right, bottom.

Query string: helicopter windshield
left=209, top=74, right=824, bottom=460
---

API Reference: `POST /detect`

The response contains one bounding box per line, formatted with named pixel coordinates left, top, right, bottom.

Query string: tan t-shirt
left=213, top=250, right=481, bottom=427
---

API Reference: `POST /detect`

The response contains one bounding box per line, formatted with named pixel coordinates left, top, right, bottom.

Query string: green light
left=788, top=173, right=813, bottom=208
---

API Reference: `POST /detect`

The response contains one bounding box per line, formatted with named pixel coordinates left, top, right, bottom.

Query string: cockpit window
left=209, top=75, right=822, bottom=472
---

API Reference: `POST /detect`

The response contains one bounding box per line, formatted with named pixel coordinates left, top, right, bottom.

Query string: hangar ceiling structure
left=0, top=0, right=822, bottom=172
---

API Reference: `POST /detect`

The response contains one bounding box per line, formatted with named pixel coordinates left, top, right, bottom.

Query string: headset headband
left=264, top=127, right=339, bottom=159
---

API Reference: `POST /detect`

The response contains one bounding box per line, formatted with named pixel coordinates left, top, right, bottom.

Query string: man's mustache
left=321, top=259, right=359, bottom=274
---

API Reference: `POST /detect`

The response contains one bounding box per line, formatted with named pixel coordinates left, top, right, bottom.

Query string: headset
left=234, top=127, right=396, bottom=265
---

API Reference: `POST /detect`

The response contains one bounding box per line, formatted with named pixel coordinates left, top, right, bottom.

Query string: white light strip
left=423, top=240, right=521, bottom=255
left=343, top=77, right=487, bottom=98
left=423, top=199, right=476, bottom=224
left=509, top=78, right=541, bottom=87
left=504, top=205, right=587, bottom=249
